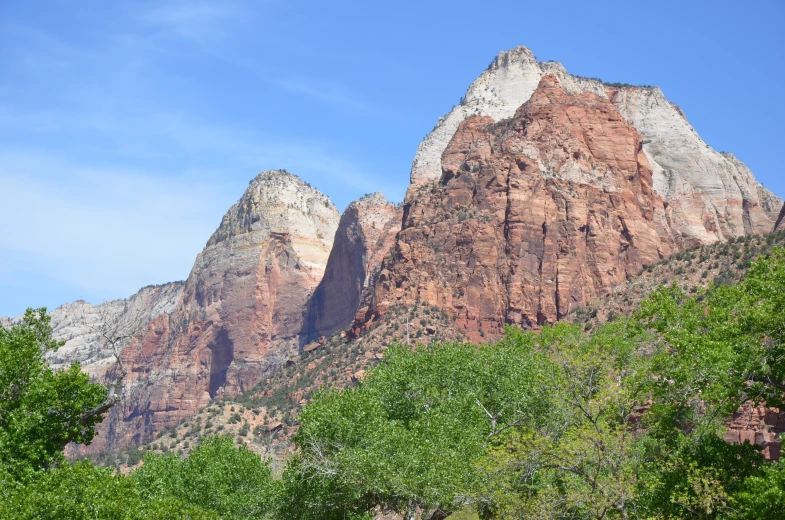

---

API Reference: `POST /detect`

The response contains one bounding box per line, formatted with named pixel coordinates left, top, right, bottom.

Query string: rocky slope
left=411, top=46, right=780, bottom=244
left=301, top=193, right=401, bottom=343
left=77, top=171, right=341, bottom=453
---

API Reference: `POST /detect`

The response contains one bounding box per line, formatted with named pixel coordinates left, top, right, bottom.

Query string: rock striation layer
left=358, top=75, right=677, bottom=340
left=302, top=193, right=401, bottom=343
left=725, top=402, right=784, bottom=461
left=83, top=171, right=340, bottom=452
left=411, top=46, right=781, bottom=244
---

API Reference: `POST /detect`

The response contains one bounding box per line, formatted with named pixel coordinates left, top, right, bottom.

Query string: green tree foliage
left=732, top=460, right=785, bottom=518
left=280, top=336, right=553, bottom=519
left=0, top=309, right=109, bottom=477
left=0, top=460, right=214, bottom=520
left=4, top=249, right=785, bottom=519
left=281, top=248, right=785, bottom=519
left=477, top=321, right=652, bottom=519
left=134, top=435, right=278, bottom=519
left=627, top=250, right=785, bottom=518
left=639, top=248, right=785, bottom=413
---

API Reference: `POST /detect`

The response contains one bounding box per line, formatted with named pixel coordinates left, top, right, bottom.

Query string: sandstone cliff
left=82, top=170, right=340, bottom=452
left=358, top=75, right=677, bottom=340
left=302, top=192, right=401, bottom=343
left=411, top=46, right=781, bottom=244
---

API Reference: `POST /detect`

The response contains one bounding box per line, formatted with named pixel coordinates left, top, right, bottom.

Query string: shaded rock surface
left=776, top=203, right=785, bottom=232
left=302, top=192, right=401, bottom=343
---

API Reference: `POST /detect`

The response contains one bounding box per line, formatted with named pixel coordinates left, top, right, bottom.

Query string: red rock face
left=302, top=193, right=401, bottom=343
left=76, top=171, right=340, bottom=453
left=725, top=403, right=784, bottom=461
left=357, top=75, right=676, bottom=340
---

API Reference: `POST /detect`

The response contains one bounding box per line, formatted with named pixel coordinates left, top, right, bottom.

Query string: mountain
left=0, top=283, right=183, bottom=380
left=410, top=47, right=781, bottom=243
left=301, top=192, right=401, bottom=343
left=5, top=46, right=783, bottom=458
left=356, top=74, right=676, bottom=340
left=72, top=170, right=340, bottom=453
left=353, top=47, right=782, bottom=340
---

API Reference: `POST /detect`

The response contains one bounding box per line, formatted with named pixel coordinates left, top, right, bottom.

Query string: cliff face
left=357, top=75, right=676, bottom=340
left=411, top=46, right=781, bottom=244
left=351, top=46, right=781, bottom=340
left=302, top=193, right=401, bottom=343
left=610, top=91, right=780, bottom=242
left=84, top=171, right=340, bottom=452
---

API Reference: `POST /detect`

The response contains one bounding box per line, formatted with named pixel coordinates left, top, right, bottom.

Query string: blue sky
left=1, top=0, right=783, bottom=317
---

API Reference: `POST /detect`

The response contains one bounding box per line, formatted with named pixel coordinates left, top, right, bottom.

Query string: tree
left=282, top=334, right=553, bottom=519
left=134, top=435, right=278, bottom=519
left=476, top=321, right=652, bottom=520
left=0, top=459, right=215, bottom=519
left=638, top=248, right=785, bottom=416
left=731, top=460, right=785, bottom=518
left=0, top=309, right=115, bottom=477
left=628, top=249, right=785, bottom=518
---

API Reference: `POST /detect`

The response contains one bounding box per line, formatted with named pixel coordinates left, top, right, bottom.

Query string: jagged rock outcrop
left=357, top=75, right=677, bottom=340
left=302, top=193, right=401, bottom=343
left=83, top=171, right=340, bottom=453
left=411, top=46, right=781, bottom=244
left=352, top=46, right=781, bottom=340
left=726, top=403, right=784, bottom=461
left=410, top=47, right=606, bottom=186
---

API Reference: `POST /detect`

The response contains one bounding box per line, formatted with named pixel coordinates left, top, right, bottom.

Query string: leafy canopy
left=0, top=308, right=108, bottom=478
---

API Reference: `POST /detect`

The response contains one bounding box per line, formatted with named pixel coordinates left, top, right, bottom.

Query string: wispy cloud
left=0, top=152, right=236, bottom=313
left=279, top=78, right=373, bottom=112
left=135, top=0, right=242, bottom=43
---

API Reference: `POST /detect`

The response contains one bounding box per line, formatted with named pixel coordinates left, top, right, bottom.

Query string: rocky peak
left=357, top=75, right=674, bottom=339
left=79, top=170, right=341, bottom=454
left=410, top=46, right=781, bottom=243
left=206, top=170, right=338, bottom=273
